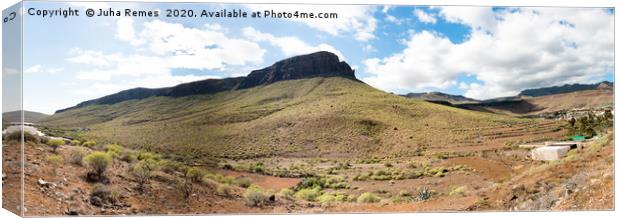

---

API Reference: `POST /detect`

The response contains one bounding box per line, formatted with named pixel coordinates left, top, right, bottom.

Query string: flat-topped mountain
left=56, top=51, right=355, bottom=113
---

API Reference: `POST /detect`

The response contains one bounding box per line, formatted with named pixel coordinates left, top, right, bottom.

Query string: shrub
left=449, top=186, right=467, bottom=196
left=90, top=183, right=119, bottom=206
left=84, top=151, right=112, bottom=178
left=46, top=155, right=64, bottom=175
left=132, top=159, right=159, bottom=192
left=279, top=188, right=294, bottom=199
left=235, top=177, right=252, bottom=188
left=105, top=144, right=123, bottom=158
left=158, top=159, right=182, bottom=173
left=68, top=147, right=86, bottom=165
left=357, top=192, right=381, bottom=203
left=216, top=183, right=232, bottom=197
left=318, top=192, right=347, bottom=206
left=119, top=150, right=136, bottom=163
left=294, top=188, right=321, bottom=201
left=186, top=167, right=207, bottom=182
left=47, top=139, right=65, bottom=153
left=418, top=188, right=432, bottom=201
left=70, top=139, right=81, bottom=145
left=136, top=151, right=161, bottom=161
left=3, top=131, right=39, bottom=143
left=244, top=185, right=267, bottom=207
left=82, top=140, right=96, bottom=147
left=296, top=177, right=326, bottom=190
left=177, top=178, right=193, bottom=205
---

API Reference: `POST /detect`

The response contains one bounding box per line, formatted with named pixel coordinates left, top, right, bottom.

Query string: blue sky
left=14, top=2, right=615, bottom=114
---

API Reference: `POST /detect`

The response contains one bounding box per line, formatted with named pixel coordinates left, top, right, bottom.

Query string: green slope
left=43, top=77, right=537, bottom=162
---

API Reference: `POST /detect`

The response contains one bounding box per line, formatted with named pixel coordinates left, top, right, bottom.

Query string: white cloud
left=24, top=65, right=41, bottom=74
left=66, top=19, right=265, bottom=98
left=24, top=65, right=64, bottom=75
left=414, top=9, right=437, bottom=24
left=363, top=8, right=613, bottom=100
left=385, top=14, right=403, bottom=25
left=242, top=27, right=346, bottom=61
left=246, top=4, right=378, bottom=41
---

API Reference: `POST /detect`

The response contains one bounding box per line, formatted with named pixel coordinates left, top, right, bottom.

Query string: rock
left=90, top=196, right=104, bottom=207
left=531, top=146, right=571, bottom=161
left=238, top=51, right=355, bottom=89
left=37, top=178, right=56, bottom=188
left=2, top=173, right=6, bottom=180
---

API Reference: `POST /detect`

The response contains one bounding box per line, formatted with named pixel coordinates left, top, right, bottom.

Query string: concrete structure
left=531, top=146, right=571, bottom=161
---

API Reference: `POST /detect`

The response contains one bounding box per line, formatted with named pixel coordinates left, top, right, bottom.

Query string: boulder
left=531, top=146, right=571, bottom=161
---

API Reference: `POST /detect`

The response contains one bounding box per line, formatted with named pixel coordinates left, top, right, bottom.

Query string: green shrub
left=279, top=188, right=294, bottom=199
left=235, top=177, right=252, bottom=188
left=296, top=177, right=326, bottom=190
left=158, top=159, right=182, bottom=173
left=82, top=140, right=96, bottom=147
left=186, top=167, right=207, bottom=182
left=68, top=147, right=87, bottom=166
left=105, top=144, right=123, bottom=158
left=119, top=150, right=137, bottom=163
left=136, top=151, right=160, bottom=161
left=84, top=151, right=112, bottom=177
left=243, top=185, right=267, bottom=207
left=449, top=186, right=467, bottom=196
left=46, top=155, right=64, bottom=175
left=70, top=139, right=81, bottom=145
left=3, top=131, right=39, bottom=143
left=47, top=139, right=65, bottom=153
left=357, top=192, right=381, bottom=203
left=318, top=192, right=347, bottom=206
left=132, top=159, right=159, bottom=191
left=216, top=184, right=232, bottom=197
left=294, top=188, right=321, bottom=201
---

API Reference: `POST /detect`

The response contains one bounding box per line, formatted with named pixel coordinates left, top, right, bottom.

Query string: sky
left=8, top=2, right=615, bottom=114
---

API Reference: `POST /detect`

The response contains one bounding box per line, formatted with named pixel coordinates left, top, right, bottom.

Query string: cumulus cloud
left=414, top=9, right=437, bottom=24
left=24, top=65, right=63, bottom=75
left=68, top=19, right=264, bottom=98
left=242, top=27, right=346, bottom=60
left=363, top=7, right=613, bottom=100
left=246, top=4, right=378, bottom=41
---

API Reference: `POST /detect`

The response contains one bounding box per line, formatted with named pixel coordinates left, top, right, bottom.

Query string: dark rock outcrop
left=56, top=51, right=356, bottom=113
left=238, top=51, right=355, bottom=89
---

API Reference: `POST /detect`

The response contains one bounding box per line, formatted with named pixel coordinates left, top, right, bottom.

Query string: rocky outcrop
left=56, top=51, right=356, bottom=113
left=238, top=51, right=355, bottom=89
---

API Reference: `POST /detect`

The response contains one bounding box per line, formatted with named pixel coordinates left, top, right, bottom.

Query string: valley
left=2, top=51, right=614, bottom=215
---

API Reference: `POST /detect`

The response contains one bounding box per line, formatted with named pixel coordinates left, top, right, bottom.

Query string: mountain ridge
left=56, top=51, right=355, bottom=113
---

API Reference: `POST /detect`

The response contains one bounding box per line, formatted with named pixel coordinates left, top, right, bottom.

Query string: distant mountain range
left=56, top=51, right=356, bottom=113
left=402, top=92, right=478, bottom=104
left=2, top=110, right=50, bottom=124
left=518, top=81, right=613, bottom=97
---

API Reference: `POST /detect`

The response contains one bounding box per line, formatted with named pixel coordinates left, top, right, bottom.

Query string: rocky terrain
left=3, top=51, right=614, bottom=215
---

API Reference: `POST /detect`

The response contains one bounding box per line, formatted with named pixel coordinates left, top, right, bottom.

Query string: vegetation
left=68, top=147, right=87, bottom=166
left=357, top=192, right=381, bottom=203
left=84, top=151, right=112, bottom=179
left=47, top=139, right=65, bottom=153
left=46, top=155, right=64, bottom=175
left=132, top=159, right=159, bottom=192
left=294, top=188, right=321, bottom=201
left=244, top=185, right=268, bottom=207
left=418, top=188, right=432, bottom=201
left=82, top=140, right=96, bottom=147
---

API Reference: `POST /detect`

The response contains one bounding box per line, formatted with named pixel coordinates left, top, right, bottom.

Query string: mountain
left=518, top=81, right=613, bottom=97
left=2, top=110, right=50, bottom=124
left=403, top=92, right=479, bottom=104
left=56, top=51, right=355, bottom=113
left=42, top=51, right=556, bottom=161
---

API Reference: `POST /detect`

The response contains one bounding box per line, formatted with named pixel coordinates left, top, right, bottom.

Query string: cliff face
left=238, top=51, right=355, bottom=89
left=56, top=51, right=356, bottom=113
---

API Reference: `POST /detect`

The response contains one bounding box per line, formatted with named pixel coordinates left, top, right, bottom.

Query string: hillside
left=519, top=81, right=613, bottom=97
left=43, top=51, right=562, bottom=162
left=403, top=92, right=478, bottom=104
left=2, top=110, right=51, bottom=124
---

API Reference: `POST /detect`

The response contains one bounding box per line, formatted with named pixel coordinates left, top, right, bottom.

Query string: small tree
left=46, top=155, right=64, bottom=175
left=84, top=152, right=112, bottom=180
left=244, top=185, right=267, bottom=207
left=132, top=159, right=159, bottom=192
left=47, top=139, right=65, bottom=153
